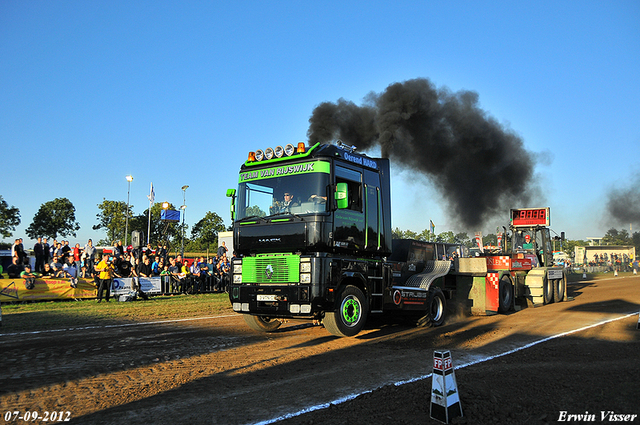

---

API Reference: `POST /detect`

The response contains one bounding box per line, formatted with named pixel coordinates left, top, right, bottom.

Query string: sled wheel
left=324, top=285, right=368, bottom=337
left=543, top=277, right=554, bottom=304
left=553, top=274, right=566, bottom=303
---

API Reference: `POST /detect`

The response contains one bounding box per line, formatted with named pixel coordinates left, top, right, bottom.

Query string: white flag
left=147, top=182, right=155, bottom=204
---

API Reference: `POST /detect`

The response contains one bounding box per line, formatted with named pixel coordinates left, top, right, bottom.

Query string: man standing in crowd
left=217, top=241, right=228, bottom=259
left=42, top=237, right=50, bottom=268
left=84, top=239, right=96, bottom=271
left=95, top=254, right=116, bottom=303
left=34, top=237, right=45, bottom=272
left=134, top=256, right=151, bottom=300
left=61, top=240, right=71, bottom=261
left=114, top=240, right=124, bottom=258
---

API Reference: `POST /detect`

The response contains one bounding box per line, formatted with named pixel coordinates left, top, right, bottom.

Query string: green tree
left=454, top=232, right=472, bottom=247
left=602, top=228, right=631, bottom=245
left=435, top=231, right=456, bottom=243
left=562, top=239, right=588, bottom=259
left=632, top=232, right=640, bottom=256
left=92, top=199, right=134, bottom=244
left=483, top=233, right=497, bottom=247
left=392, top=227, right=419, bottom=240
left=417, top=229, right=434, bottom=241
left=190, top=211, right=226, bottom=251
left=26, top=198, right=80, bottom=239
left=0, top=195, right=21, bottom=239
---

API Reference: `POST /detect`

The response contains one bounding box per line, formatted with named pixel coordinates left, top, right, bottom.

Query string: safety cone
left=430, top=350, right=463, bottom=423
left=582, top=270, right=587, bottom=279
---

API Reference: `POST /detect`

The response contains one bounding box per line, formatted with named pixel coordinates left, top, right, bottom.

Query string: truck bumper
left=229, top=284, right=314, bottom=316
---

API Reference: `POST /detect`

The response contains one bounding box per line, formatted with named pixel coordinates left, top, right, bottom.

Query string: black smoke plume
left=606, top=173, right=640, bottom=227
left=307, top=78, right=540, bottom=229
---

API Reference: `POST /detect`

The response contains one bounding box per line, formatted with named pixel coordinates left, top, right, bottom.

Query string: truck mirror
left=335, top=182, right=349, bottom=209
left=226, top=188, right=236, bottom=221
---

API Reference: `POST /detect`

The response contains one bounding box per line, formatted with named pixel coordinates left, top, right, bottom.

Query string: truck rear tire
left=553, top=275, right=566, bottom=303
left=498, top=275, right=514, bottom=313
left=416, top=287, right=446, bottom=327
left=323, top=285, right=368, bottom=337
left=543, top=276, right=554, bottom=304
left=243, top=315, right=282, bottom=332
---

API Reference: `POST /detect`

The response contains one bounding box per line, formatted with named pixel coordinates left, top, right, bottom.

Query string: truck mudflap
left=404, top=260, right=452, bottom=289
left=230, top=285, right=313, bottom=316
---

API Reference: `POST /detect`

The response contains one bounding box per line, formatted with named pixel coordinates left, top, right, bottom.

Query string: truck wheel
left=498, top=275, right=513, bottom=313
left=323, top=285, right=368, bottom=337
left=417, top=287, right=447, bottom=327
left=243, top=315, right=282, bottom=332
left=553, top=275, right=566, bottom=303
left=543, top=277, right=554, bottom=304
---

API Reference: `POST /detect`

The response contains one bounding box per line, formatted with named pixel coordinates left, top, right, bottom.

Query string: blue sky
left=1, top=1, right=639, bottom=247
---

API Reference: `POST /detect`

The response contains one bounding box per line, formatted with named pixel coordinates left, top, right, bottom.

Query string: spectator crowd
left=2, top=237, right=234, bottom=302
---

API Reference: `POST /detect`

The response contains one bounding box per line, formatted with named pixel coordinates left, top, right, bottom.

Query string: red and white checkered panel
left=486, top=256, right=510, bottom=270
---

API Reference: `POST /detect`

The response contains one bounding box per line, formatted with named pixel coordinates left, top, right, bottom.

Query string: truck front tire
left=323, top=285, right=368, bottom=337
left=243, top=314, right=282, bottom=332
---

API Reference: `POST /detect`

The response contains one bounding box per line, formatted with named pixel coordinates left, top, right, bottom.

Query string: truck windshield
left=236, top=169, right=330, bottom=220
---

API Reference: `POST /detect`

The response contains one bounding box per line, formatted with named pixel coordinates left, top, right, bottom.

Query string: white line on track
left=254, top=311, right=639, bottom=425
left=0, top=314, right=238, bottom=339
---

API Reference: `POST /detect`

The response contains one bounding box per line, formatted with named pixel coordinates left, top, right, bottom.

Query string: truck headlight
left=233, top=274, right=242, bottom=284
left=233, top=263, right=242, bottom=274
left=300, top=273, right=311, bottom=284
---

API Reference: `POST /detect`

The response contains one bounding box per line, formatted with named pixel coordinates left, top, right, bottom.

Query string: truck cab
left=227, top=142, right=393, bottom=336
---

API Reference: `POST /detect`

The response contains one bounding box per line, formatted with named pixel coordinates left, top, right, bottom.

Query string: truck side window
left=335, top=165, right=362, bottom=212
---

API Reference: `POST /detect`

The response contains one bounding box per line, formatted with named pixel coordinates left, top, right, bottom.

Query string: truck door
left=364, top=169, right=381, bottom=252
left=333, top=165, right=364, bottom=251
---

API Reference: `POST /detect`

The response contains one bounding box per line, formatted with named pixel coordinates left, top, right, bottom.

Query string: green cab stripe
left=239, top=160, right=331, bottom=183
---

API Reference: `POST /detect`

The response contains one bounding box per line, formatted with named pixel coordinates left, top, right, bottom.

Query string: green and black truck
left=226, top=141, right=565, bottom=337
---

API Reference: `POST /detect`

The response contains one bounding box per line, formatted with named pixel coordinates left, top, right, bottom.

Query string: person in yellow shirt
left=95, top=254, right=117, bottom=303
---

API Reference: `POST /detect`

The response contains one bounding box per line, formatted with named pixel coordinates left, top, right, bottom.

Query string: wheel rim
left=431, top=296, right=443, bottom=321
left=341, top=295, right=361, bottom=327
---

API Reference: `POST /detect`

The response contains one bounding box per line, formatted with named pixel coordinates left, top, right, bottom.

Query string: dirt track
left=1, top=275, right=639, bottom=424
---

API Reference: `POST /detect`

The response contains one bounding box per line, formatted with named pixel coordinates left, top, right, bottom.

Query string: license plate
left=547, top=269, right=563, bottom=279
left=257, top=294, right=277, bottom=301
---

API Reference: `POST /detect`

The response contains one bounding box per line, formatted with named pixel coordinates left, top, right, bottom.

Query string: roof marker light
left=248, top=151, right=256, bottom=162
left=265, top=147, right=274, bottom=160
left=285, top=143, right=295, bottom=156
left=274, top=145, right=284, bottom=158
left=297, top=142, right=306, bottom=153
left=254, top=150, right=264, bottom=161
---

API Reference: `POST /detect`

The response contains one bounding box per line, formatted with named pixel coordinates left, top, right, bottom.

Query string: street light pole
left=125, top=175, right=133, bottom=247
left=181, top=185, right=189, bottom=257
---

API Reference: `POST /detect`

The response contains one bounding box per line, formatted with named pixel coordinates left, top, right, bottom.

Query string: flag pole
left=147, top=182, right=154, bottom=245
